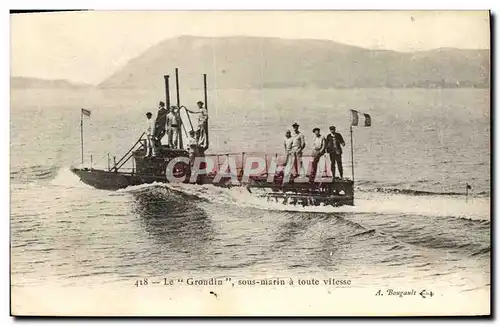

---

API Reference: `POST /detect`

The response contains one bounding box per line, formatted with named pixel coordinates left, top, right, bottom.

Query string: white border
left=2, top=0, right=497, bottom=325
left=3, top=1, right=499, bottom=10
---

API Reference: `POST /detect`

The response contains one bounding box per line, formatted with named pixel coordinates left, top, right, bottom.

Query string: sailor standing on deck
left=186, top=101, right=208, bottom=146
left=284, top=130, right=294, bottom=168
left=154, top=101, right=168, bottom=145
left=311, top=128, right=326, bottom=179
left=166, top=106, right=180, bottom=148
left=290, top=122, right=306, bottom=175
left=145, top=112, right=157, bottom=157
left=325, top=125, right=345, bottom=179
left=186, top=130, right=199, bottom=166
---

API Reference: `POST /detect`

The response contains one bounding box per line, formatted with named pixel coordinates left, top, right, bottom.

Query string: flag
left=81, top=108, right=91, bottom=117
left=350, top=109, right=359, bottom=126
left=363, top=113, right=371, bottom=127
left=350, top=109, right=371, bottom=127
left=466, top=184, right=472, bottom=190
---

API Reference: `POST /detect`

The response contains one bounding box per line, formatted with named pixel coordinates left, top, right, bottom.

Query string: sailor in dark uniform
left=325, top=126, right=345, bottom=179
left=154, top=101, right=167, bottom=146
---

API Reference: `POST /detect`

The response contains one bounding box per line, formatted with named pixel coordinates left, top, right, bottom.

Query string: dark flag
left=350, top=109, right=371, bottom=127
left=364, top=113, right=371, bottom=127
left=466, top=184, right=472, bottom=190
left=81, top=108, right=91, bottom=117
left=350, top=109, right=359, bottom=126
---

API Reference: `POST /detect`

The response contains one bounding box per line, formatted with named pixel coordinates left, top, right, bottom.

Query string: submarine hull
left=71, top=168, right=165, bottom=191
left=71, top=167, right=354, bottom=206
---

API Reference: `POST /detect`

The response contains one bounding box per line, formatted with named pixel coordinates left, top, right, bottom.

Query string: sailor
left=186, top=130, right=199, bottom=166
left=311, top=127, right=326, bottom=179
left=166, top=106, right=180, bottom=148
left=290, top=122, right=306, bottom=175
left=145, top=112, right=157, bottom=157
left=284, top=130, right=294, bottom=168
left=325, top=125, right=346, bottom=179
left=154, top=101, right=168, bottom=145
left=186, top=101, right=208, bottom=145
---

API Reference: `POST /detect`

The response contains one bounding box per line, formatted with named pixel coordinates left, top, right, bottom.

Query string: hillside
left=99, top=36, right=490, bottom=90
left=11, top=77, right=95, bottom=89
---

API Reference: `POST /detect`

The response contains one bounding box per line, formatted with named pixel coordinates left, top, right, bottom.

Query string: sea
left=10, top=87, right=490, bottom=315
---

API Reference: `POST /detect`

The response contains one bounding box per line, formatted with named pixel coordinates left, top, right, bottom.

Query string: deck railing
left=202, top=152, right=351, bottom=179
left=112, top=132, right=146, bottom=172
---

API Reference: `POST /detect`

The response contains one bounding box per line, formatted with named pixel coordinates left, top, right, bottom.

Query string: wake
left=47, top=168, right=489, bottom=221
left=120, top=182, right=490, bottom=221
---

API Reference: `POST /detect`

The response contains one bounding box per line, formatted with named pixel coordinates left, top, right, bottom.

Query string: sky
left=10, top=10, right=490, bottom=85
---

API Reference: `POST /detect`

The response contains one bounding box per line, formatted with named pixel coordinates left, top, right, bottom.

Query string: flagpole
left=80, top=109, right=84, bottom=165
left=350, top=125, right=354, bottom=183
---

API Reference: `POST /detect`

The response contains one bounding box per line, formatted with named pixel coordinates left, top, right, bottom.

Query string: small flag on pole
left=465, top=183, right=472, bottom=203
left=81, top=108, right=91, bottom=117
left=350, top=109, right=359, bottom=126
left=363, top=113, right=371, bottom=127
left=350, top=109, right=371, bottom=127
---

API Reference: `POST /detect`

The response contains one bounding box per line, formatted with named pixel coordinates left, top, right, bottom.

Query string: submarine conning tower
left=111, top=68, right=209, bottom=177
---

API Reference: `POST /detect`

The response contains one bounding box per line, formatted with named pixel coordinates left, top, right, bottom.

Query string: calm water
left=10, top=87, right=490, bottom=296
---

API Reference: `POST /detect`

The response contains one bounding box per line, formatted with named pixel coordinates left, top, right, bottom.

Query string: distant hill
left=11, top=77, right=95, bottom=89
left=99, top=36, right=490, bottom=90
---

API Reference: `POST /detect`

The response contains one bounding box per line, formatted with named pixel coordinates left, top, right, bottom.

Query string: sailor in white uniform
left=186, top=130, right=199, bottom=166
left=284, top=130, right=294, bottom=169
left=166, top=106, right=180, bottom=148
left=145, top=112, right=157, bottom=157
left=185, top=101, right=208, bottom=146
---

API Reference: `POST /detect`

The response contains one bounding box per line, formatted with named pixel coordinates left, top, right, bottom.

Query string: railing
left=179, top=105, right=194, bottom=132
left=202, top=152, right=352, bottom=179
left=112, top=132, right=146, bottom=172
left=179, top=105, right=209, bottom=151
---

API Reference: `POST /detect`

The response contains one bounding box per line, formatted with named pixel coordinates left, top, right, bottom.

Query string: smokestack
left=163, top=75, right=170, bottom=109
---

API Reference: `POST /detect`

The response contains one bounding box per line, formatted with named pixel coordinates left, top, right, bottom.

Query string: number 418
left=135, top=278, right=149, bottom=287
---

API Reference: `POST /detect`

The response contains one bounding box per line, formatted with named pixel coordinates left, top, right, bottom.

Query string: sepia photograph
left=9, top=10, right=490, bottom=316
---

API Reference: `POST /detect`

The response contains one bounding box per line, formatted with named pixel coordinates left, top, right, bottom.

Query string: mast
left=175, top=68, right=183, bottom=149
left=350, top=125, right=354, bottom=183
left=164, top=75, right=170, bottom=109
left=80, top=109, right=84, bottom=165
left=203, top=73, right=209, bottom=150
left=175, top=68, right=180, bottom=108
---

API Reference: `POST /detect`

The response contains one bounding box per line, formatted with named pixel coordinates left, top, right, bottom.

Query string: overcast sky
left=11, top=10, right=490, bottom=85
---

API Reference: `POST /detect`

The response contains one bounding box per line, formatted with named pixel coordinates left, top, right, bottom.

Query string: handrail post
left=240, top=152, right=245, bottom=179
left=265, top=153, right=268, bottom=175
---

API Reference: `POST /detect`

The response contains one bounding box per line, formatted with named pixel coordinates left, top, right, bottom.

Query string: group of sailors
left=144, top=105, right=345, bottom=178
left=144, top=100, right=208, bottom=159
left=284, top=122, right=346, bottom=179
